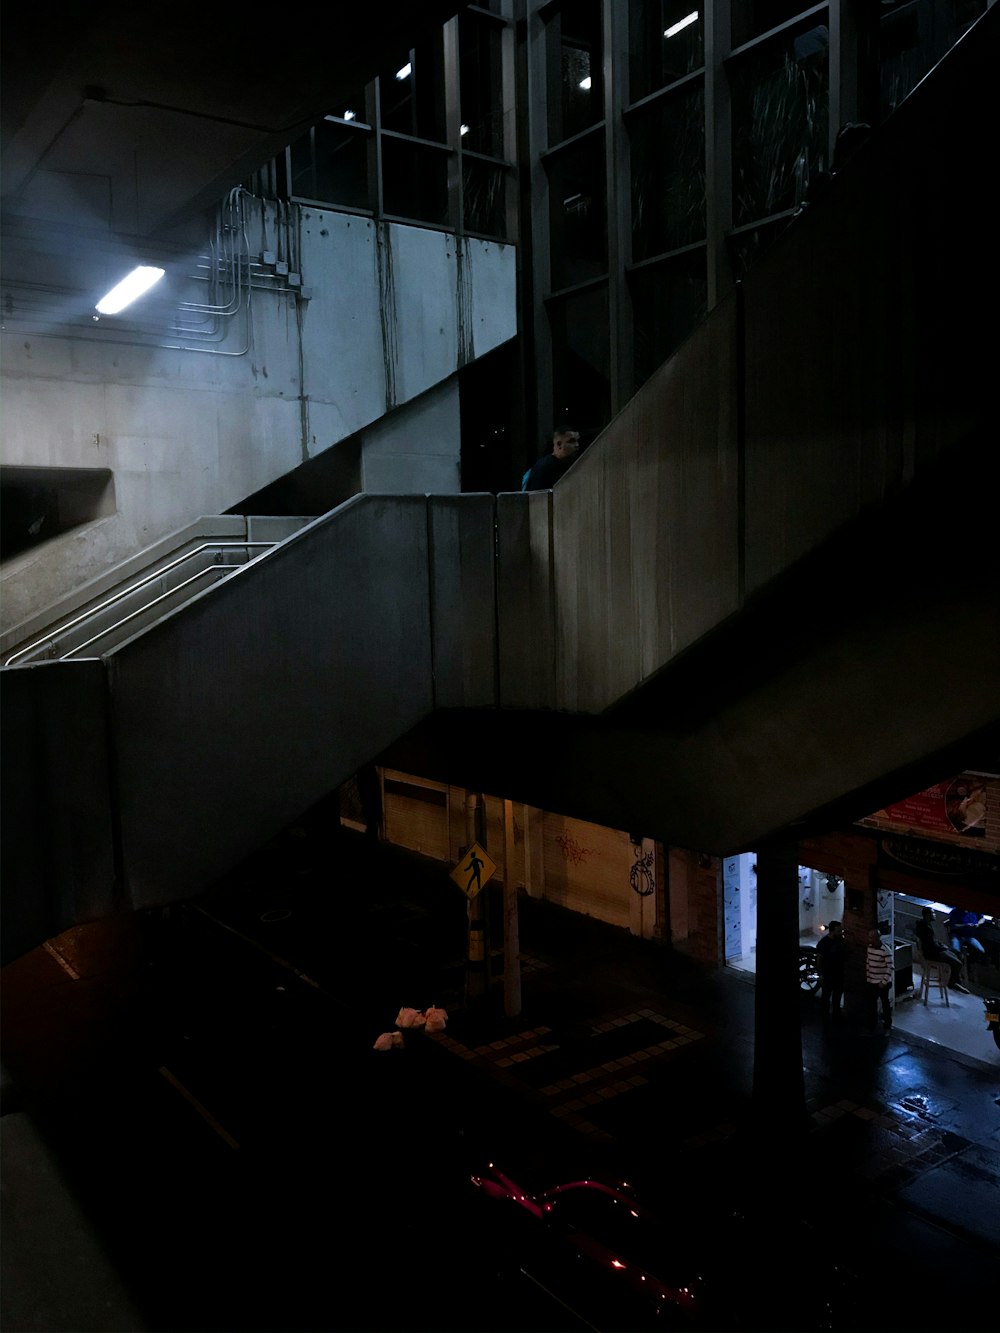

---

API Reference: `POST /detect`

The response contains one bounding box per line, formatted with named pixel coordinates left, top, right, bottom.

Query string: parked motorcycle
left=800, top=946, right=821, bottom=993
left=985, top=996, right=1000, bottom=1050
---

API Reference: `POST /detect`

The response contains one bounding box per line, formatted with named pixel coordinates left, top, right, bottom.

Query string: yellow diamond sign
left=450, top=842, right=497, bottom=899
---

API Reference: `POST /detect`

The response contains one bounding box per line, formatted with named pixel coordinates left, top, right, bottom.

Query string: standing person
left=864, top=929, right=893, bottom=1033
left=816, top=920, right=846, bottom=1026
left=522, top=426, right=581, bottom=491
left=915, top=907, right=968, bottom=993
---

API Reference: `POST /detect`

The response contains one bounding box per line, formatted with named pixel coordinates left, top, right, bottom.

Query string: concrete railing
left=2, top=492, right=498, bottom=947
left=0, top=516, right=311, bottom=664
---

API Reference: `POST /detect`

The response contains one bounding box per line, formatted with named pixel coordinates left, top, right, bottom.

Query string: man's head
left=827, top=920, right=842, bottom=936
left=868, top=929, right=882, bottom=946
left=552, top=427, right=581, bottom=461
left=921, top=907, right=935, bottom=921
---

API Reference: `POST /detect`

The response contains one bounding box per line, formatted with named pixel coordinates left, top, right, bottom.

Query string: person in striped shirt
left=864, top=929, right=894, bottom=1033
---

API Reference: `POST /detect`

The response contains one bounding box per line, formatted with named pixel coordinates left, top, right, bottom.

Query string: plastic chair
left=912, top=938, right=950, bottom=1007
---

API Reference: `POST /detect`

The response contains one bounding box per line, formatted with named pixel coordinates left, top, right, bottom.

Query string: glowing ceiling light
left=664, top=11, right=698, bottom=37
left=95, top=265, right=165, bottom=315
left=396, top=62, right=412, bottom=80
left=343, top=109, right=356, bottom=121
left=579, top=75, right=592, bottom=90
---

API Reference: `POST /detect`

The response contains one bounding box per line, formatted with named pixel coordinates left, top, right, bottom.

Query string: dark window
left=460, top=14, right=506, bottom=158
left=378, top=35, right=447, bottom=143
left=326, top=85, right=369, bottom=128
left=381, top=137, right=450, bottom=226
left=548, top=283, right=611, bottom=437
left=730, top=18, right=829, bottom=226
left=732, top=0, right=823, bottom=48
left=629, top=249, right=707, bottom=389
left=877, top=4, right=923, bottom=119
left=460, top=340, right=520, bottom=493
left=546, top=0, right=603, bottom=146
left=464, top=156, right=509, bottom=238
left=288, top=119, right=372, bottom=210
left=876, top=0, right=985, bottom=120
left=629, top=84, right=706, bottom=262
left=629, top=0, right=704, bottom=100
left=546, top=130, right=607, bottom=291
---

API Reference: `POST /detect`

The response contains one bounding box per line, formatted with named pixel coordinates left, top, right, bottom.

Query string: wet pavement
left=2, top=827, right=998, bottom=1332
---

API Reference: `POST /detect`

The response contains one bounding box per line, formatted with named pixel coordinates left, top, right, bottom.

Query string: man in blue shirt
left=522, top=427, right=581, bottom=491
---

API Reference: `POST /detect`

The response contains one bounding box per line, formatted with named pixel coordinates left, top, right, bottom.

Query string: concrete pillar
left=752, top=840, right=808, bottom=1144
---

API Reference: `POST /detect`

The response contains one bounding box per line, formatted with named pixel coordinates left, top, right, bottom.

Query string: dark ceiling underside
left=1, top=3, right=468, bottom=236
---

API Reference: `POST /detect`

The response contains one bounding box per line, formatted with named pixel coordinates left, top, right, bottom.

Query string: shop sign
left=879, top=834, right=1000, bottom=884
left=859, top=774, right=997, bottom=853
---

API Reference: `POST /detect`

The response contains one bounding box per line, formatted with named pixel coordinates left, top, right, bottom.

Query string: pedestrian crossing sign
left=450, top=842, right=497, bottom=899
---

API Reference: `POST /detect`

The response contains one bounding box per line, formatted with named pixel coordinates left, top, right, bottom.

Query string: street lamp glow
left=664, top=11, right=698, bottom=37
left=95, top=265, right=165, bottom=315
left=396, top=62, right=412, bottom=80
left=579, top=75, right=592, bottom=90
left=343, top=109, right=356, bottom=121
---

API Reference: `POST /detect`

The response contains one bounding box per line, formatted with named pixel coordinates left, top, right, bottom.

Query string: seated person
left=948, top=907, right=986, bottom=959
left=916, top=907, right=968, bottom=992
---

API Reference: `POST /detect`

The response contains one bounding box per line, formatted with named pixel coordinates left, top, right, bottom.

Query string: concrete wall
left=495, top=295, right=741, bottom=714
left=361, top=381, right=462, bottom=494
left=546, top=300, right=740, bottom=714
left=0, top=199, right=516, bottom=633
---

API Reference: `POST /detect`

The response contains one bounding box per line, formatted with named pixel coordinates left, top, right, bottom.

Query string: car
left=469, top=1162, right=708, bottom=1331
left=469, top=1158, right=862, bottom=1333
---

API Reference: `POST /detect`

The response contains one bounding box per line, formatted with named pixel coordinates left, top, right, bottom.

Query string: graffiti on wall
left=630, top=847, right=655, bottom=897
left=555, top=832, right=597, bottom=866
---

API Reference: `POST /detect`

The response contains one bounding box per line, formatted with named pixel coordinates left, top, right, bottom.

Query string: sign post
left=451, top=839, right=497, bottom=1004
left=503, top=799, right=521, bottom=1017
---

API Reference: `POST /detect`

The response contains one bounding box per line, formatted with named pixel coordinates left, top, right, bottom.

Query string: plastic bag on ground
left=395, top=1007, right=426, bottom=1029
left=424, top=1007, right=448, bottom=1032
left=373, top=1031, right=405, bottom=1051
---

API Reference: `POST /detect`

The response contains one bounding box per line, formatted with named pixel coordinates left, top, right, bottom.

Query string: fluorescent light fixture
left=95, top=265, right=165, bottom=315
left=579, top=75, right=592, bottom=90
left=396, top=62, right=412, bottom=80
left=665, top=11, right=698, bottom=37
left=343, top=109, right=356, bottom=121
left=460, top=123, right=469, bottom=136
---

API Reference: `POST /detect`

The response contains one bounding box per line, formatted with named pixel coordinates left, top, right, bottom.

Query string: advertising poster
left=859, top=774, right=998, bottom=854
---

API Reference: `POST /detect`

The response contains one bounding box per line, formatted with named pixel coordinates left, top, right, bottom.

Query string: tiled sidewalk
left=435, top=1002, right=708, bottom=1143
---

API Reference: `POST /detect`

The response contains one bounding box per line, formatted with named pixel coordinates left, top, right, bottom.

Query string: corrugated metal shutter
left=542, top=814, right=631, bottom=928
left=382, top=773, right=449, bottom=861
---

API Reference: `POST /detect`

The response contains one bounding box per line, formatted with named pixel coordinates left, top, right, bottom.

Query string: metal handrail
left=4, top=541, right=274, bottom=666
left=58, top=566, right=236, bottom=660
